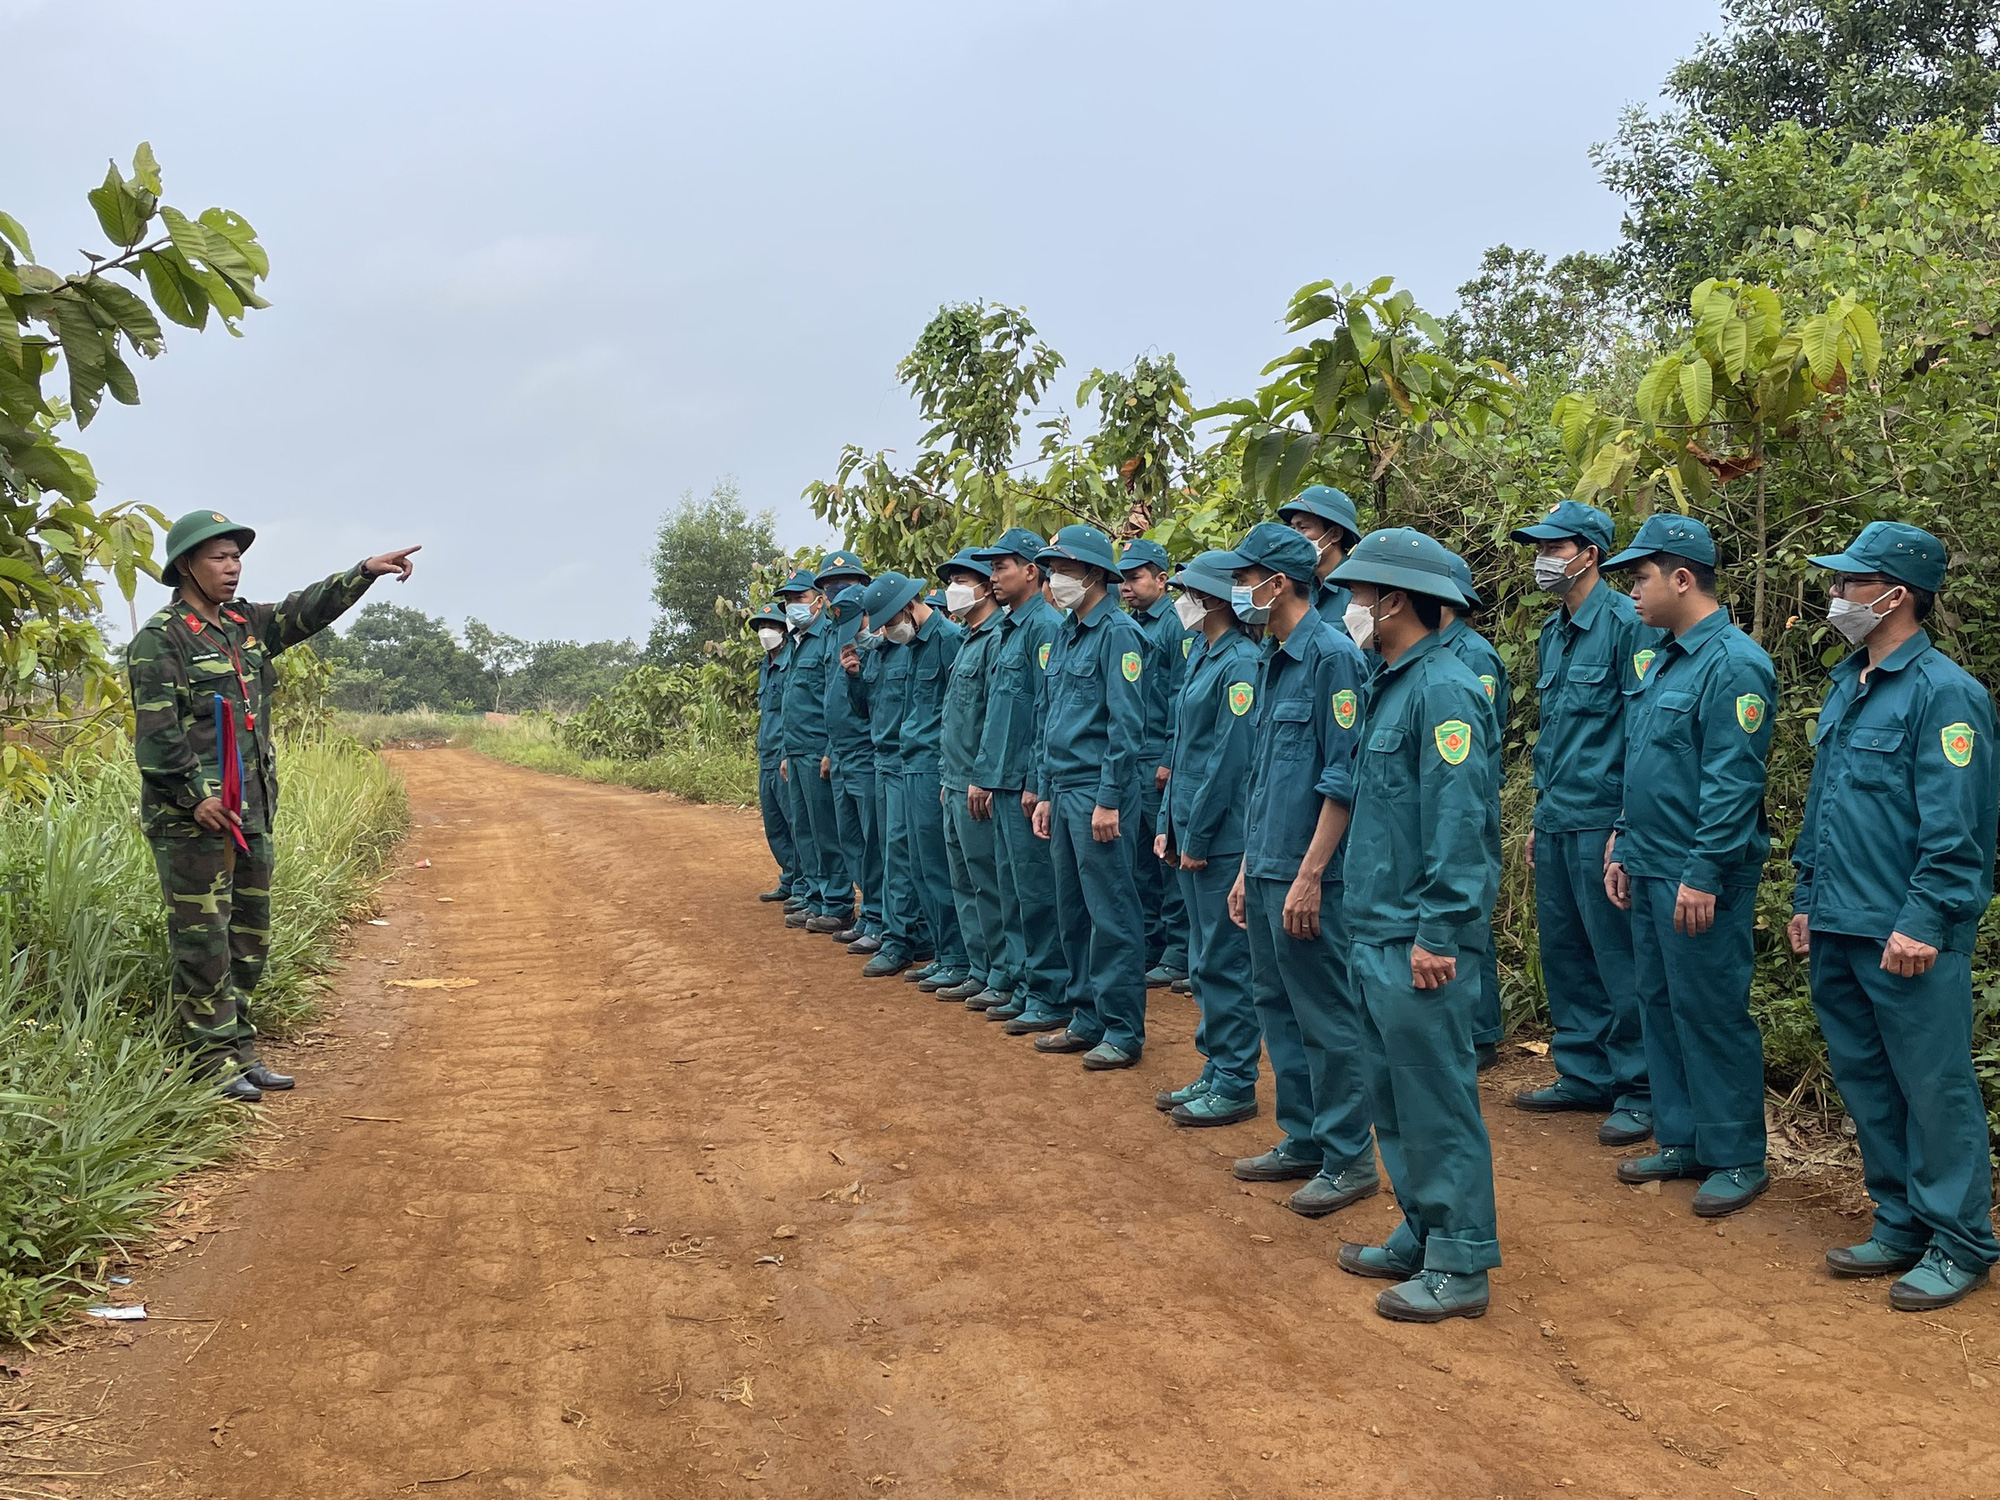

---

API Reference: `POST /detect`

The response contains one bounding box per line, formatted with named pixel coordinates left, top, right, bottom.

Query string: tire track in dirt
left=26, top=748, right=1998, bottom=1499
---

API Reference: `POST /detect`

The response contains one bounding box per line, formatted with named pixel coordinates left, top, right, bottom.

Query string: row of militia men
left=748, top=491, right=1998, bottom=1323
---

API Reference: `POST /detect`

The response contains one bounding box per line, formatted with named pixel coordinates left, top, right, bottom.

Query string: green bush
left=0, top=736, right=405, bottom=1340
left=475, top=715, right=755, bottom=806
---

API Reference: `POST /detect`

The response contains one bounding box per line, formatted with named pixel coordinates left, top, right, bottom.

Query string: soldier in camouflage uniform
left=128, top=509, right=418, bottom=1101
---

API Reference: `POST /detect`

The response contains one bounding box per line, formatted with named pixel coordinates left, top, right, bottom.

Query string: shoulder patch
left=1121, top=650, right=1142, bottom=682
left=1227, top=681, right=1254, bottom=717
left=1942, top=722, right=1976, bottom=767
left=1331, top=689, right=1357, bottom=729
left=1182, top=636, right=1191, bottom=659
left=1735, top=693, right=1766, bottom=733
left=1434, top=719, right=1473, bottom=765
left=1633, top=648, right=1656, bottom=682
left=1038, top=642, right=1052, bottom=671
left=1478, top=674, right=1496, bottom=701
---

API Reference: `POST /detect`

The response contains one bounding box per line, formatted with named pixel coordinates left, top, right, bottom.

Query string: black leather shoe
left=244, top=1063, right=294, bottom=1091
left=758, top=885, right=790, bottom=903
left=218, top=1075, right=264, bottom=1103
left=784, top=909, right=814, bottom=929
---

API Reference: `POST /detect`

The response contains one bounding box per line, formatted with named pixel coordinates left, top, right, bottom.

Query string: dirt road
left=18, top=749, right=2000, bottom=1498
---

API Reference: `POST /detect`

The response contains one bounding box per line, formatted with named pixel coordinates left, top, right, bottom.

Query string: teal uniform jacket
left=941, top=608, right=1005, bottom=791
left=850, top=639, right=907, bottom=759
left=1037, top=592, right=1147, bottom=813
left=1531, top=582, right=1663, bottom=833
left=1160, top=628, right=1260, bottom=861
left=898, top=608, right=964, bottom=771
left=1241, top=612, right=1368, bottom=882
left=756, top=642, right=790, bottom=769
left=1312, top=575, right=1352, bottom=633
left=1793, top=630, right=1997, bottom=950
left=1130, top=595, right=1184, bottom=769
left=972, top=594, right=1062, bottom=794
left=824, top=624, right=874, bottom=772
left=780, top=612, right=834, bottom=761
left=1343, top=630, right=1496, bottom=957
left=1613, top=609, right=1776, bottom=892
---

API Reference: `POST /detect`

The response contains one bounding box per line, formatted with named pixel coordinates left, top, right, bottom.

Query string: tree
left=316, top=604, right=484, bottom=713
left=1443, top=245, right=1629, bottom=380
left=1598, top=0, right=2000, bottom=314
left=647, top=478, right=775, bottom=667
left=462, top=618, right=527, bottom=712
left=0, top=145, right=271, bottom=782
left=509, top=637, right=642, bottom=711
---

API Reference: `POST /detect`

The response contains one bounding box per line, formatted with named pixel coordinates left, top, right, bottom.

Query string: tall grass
left=0, top=736, right=405, bottom=1340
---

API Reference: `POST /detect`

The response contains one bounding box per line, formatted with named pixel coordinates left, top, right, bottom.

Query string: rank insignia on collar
left=1942, top=722, right=1976, bottom=767
left=1736, top=694, right=1766, bottom=733
left=1434, top=719, right=1472, bottom=765
left=1038, top=643, right=1052, bottom=671
left=1121, top=651, right=1142, bottom=682
left=1331, top=689, right=1357, bottom=729
left=1479, top=674, right=1496, bottom=700
left=1227, top=682, right=1253, bottom=717
left=1634, top=648, right=1656, bottom=682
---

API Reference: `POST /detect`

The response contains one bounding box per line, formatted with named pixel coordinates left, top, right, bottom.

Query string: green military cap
left=1212, top=521, right=1320, bottom=584
left=815, top=549, right=872, bottom=589
left=748, top=603, right=788, bottom=630
left=1603, top=513, right=1717, bottom=570
left=162, top=509, right=256, bottom=584
left=858, top=571, right=922, bottom=624
left=971, top=527, right=1047, bottom=565
left=1509, top=500, right=1615, bottom=557
left=1278, top=485, right=1361, bottom=544
left=1328, top=527, right=1469, bottom=604
left=1038, top=524, right=1119, bottom=575
left=1808, top=521, right=1946, bottom=593
left=1116, top=537, right=1171, bottom=575
left=938, top=546, right=993, bottom=580
left=1169, top=550, right=1239, bottom=600
left=1445, top=550, right=1482, bottom=608
left=776, top=568, right=819, bottom=597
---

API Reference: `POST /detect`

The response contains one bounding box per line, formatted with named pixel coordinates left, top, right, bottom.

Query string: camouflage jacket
left=127, top=563, right=375, bottom=836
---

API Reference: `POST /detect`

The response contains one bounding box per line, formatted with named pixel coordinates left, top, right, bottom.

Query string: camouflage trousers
left=148, top=829, right=274, bottom=1067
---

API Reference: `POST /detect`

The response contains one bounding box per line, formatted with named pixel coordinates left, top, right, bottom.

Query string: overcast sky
left=12, top=0, right=1720, bottom=644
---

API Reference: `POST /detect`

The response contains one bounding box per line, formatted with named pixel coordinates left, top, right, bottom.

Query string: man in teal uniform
left=1118, top=537, right=1191, bottom=988
left=1031, top=525, right=1151, bottom=1069
left=823, top=582, right=882, bottom=946
left=1789, top=522, right=1999, bottom=1311
left=1153, top=552, right=1263, bottom=1126
left=1326, top=528, right=1500, bottom=1322
left=749, top=603, right=801, bottom=903
left=938, top=547, right=1010, bottom=1007
left=805, top=552, right=871, bottom=929
left=1279, top=484, right=1363, bottom=629
left=1602, top=515, right=1776, bottom=1218
left=1439, top=551, right=1509, bottom=1071
left=1509, top=502, right=1657, bottom=1146
left=968, top=530, right=1072, bottom=1033
left=848, top=575, right=930, bottom=974
left=1222, top=523, right=1379, bottom=1217
left=777, top=568, right=843, bottom=929
left=878, top=574, right=968, bottom=993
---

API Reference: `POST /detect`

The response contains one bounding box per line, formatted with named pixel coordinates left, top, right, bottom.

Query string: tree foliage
left=646, top=477, right=775, bottom=667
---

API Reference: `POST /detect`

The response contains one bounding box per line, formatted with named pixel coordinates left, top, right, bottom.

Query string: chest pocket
left=1364, top=725, right=1412, bottom=792
left=1846, top=724, right=1907, bottom=791
left=1562, top=659, right=1614, bottom=716
left=189, top=653, right=234, bottom=679
left=1269, top=698, right=1315, bottom=761
left=1647, top=689, right=1699, bottom=749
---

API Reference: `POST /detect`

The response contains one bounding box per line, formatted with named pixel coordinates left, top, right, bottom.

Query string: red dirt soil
left=11, top=748, right=2000, bottom=1499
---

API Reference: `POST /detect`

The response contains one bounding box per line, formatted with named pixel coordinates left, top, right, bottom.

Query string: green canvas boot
left=1170, top=1092, right=1256, bottom=1127
left=1890, top=1247, right=1991, bottom=1312
left=1616, top=1145, right=1704, bottom=1184
left=1376, top=1269, right=1490, bottom=1323
left=1287, top=1163, right=1380, bottom=1218
left=1825, top=1238, right=1925, bottom=1278
left=1691, top=1165, right=1769, bottom=1218
left=1336, top=1242, right=1421, bottom=1281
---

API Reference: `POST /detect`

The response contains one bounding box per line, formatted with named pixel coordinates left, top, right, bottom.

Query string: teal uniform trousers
left=1176, top=864, right=1257, bottom=1094
left=758, top=762, right=800, bottom=896
left=1534, top=828, right=1649, bottom=1112
left=998, top=797, right=1067, bottom=1021
left=942, top=790, right=1004, bottom=989
left=903, top=770, right=966, bottom=972
left=876, top=768, right=930, bottom=962
left=1047, top=789, right=1146, bottom=1052
left=831, top=756, right=880, bottom=935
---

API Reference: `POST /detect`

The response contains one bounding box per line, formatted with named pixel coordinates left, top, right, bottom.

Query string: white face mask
left=1533, top=554, right=1584, bottom=594
left=1047, top=572, right=1090, bottom=612
left=884, top=620, right=916, bottom=646
left=1174, top=593, right=1208, bottom=630
left=1828, top=587, right=1902, bottom=645
left=756, top=626, right=785, bottom=652
left=944, top=581, right=982, bottom=617
left=1343, top=600, right=1377, bottom=649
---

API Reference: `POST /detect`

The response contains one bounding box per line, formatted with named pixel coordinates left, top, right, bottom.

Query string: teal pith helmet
left=161, top=509, right=256, bottom=585
left=1171, top=550, right=1240, bottom=602
left=1328, top=527, right=1469, bottom=605
left=1603, top=513, right=1718, bottom=571
left=939, top=546, right=994, bottom=581
left=1037, top=524, right=1119, bottom=577
left=1279, top=485, right=1361, bottom=544
left=1117, top=537, right=1171, bottom=575
left=1445, top=551, right=1482, bottom=609
left=1808, top=521, right=1947, bottom=593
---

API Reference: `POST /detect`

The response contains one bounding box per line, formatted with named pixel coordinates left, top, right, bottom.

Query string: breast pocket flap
left=1273, top=700, right=1312, bottom=724
left=1657, top=690, right=1698, bottom=713
left=1368, top=727, right=1405, bottom=753
left=1852, top=727, right=1905, bottom=754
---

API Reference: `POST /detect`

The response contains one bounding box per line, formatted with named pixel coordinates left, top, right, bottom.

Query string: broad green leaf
left=1845, top=303, right=1882, bottom=377
left=1365, top=275, right=1394, bottom=296
left=138, top=251, right=202, bottom=329
left=101, top=345, right=139, bottom=405
left=1347, top=303, right=1376, bottom=364
left=199, top=208, right=270, bottom=279
left=1679, top=359, right=1713, bottom=425
left=1800, top=313, right=1838, bottom=384
left=0, top=210, right=31, bottom=258
left=1309, top=354, right=1347, bottom=431
left=1720, top=317, right=1749, bottom=382
left=79, top=279, right=162, bottom=347
left=86, top=163, right=148, bottom=248
left=1272, top=433, right=1317, bottom=501
left=132, top=141, right=163, bottom=194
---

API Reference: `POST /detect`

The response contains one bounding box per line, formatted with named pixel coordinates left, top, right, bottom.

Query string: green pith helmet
left=162, top=509, right=256, bottom=585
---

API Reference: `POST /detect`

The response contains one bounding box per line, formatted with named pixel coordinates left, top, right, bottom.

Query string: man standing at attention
left=1118, top=537, right=1191, bottom=989
left=130, top=510, right=418, bottom=1101
left=968, top=530, right=1071, bottom=1035
left=823, top=583, right=882, bottom=947
left=749, top=602, right=800, bottom=905
left=1602, top=515, right=1776, bottom=1219
left=1508, top=502, right=1658, bottom=1146
left=849, top=575, right=930, bottom=976
left=777, top=568, right=839, bottom=931
left=937, top=547, right=1010, bottom=1009
left=1327, top=528, right=1500, bottom=1323
left=1790, top=523, right=1998, bottom=1311
left=1032, top=525, right=1150, bottom=1071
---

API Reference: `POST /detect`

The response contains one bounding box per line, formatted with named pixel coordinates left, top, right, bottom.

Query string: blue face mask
left=857, top=630, right=882, bottom=653
left=1231, top=582, right=1271, bottom=626
left=785, top=602, right=814, bottom=628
